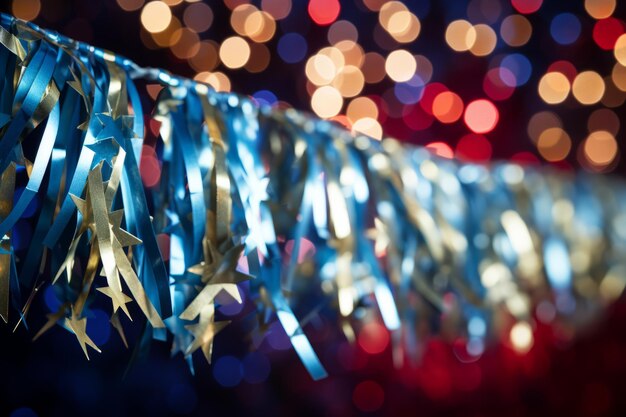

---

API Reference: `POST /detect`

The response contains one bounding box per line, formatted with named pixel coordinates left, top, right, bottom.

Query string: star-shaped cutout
left=95, top=113, right=135, bottom=145
left=109, top=210, right=142, bottom=247
left=96, top=286, right=133, bottom=318
left=86, top=137, right=121, bottom=168
left=184, top=306, right=230, bottom=362
left=66, top=310, right=101, bottom=360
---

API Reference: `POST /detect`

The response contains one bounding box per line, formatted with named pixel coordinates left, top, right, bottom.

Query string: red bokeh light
left=464, top=99, right=499, bottom=134
left=358, top=322, right=390, bottom=354
left=592, top=17, right=625, bottom=50
left=511, top=0, right=542, bottom=14
left=352, top=380, right=385, bottom=412
left=308, top=0, right=341, bottom=26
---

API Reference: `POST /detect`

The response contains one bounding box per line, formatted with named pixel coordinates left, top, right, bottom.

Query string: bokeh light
left=464, top=99, right=499, bottom=133
left=141, top=1, right=172, bottom=33
left=572, top=71, right=605, bottom=105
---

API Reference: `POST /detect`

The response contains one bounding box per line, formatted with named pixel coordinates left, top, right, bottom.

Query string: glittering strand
left=1, top=14, right=626, bottom=380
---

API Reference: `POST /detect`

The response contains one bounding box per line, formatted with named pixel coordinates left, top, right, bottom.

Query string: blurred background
left=1, top=0, right=626, bottom=416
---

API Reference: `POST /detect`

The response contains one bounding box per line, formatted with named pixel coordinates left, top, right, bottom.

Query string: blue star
left=86, top=137, right=120, bottom=167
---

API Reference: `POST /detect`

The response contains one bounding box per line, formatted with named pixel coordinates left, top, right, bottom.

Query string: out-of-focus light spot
left=328, top=20, right=358, bottom=44
left=311, top=86, right=343, bottom=118
left=380, top=3, right=421, bottom=44
left=224, top=0, right=250, bottom=10
left=277, top=33, right=307, bottom=63
left=550, top=13, right=581, bottom=45
left=456, top=134, right=492, bottom=162
left=445, top=19, right=476, bottom=52
left=86, top=309, right=112, bottom=346
left=527, top=111, right=562, bottom=143
left=140, top=145, right=161, bottom=187
left=188, top=40, right=219, bottom=72
left=252, top=90, right=278, bottom=107
left=602, top=76, right=626, bottom=107
left=510, top=321, right=533, bottom=353
left=261, top=0, right=291, bottom=20
left=414, top=55, right=433, bottom=84
left=166, top=383, right=197, bottom=414
left=194, top=71, right=231, bottom=92
left=353, top=381, right=385, bottom=413
left=511, top=0, right=542, bottom=14
left=588, top=108, right=620, bottom=135
left=183, top=3, right=213, bottom=33
left=352, top=117, right=383, bottom=140
left=467, top=0, right=501, bottom=24
left=162, top=0, right=182, bottom=5
left=572, top=71, right=605, bottom=105
left=593, top=17, right=625, bottom=50
left=385, top=50, right=416, bottom=82
left=213, top=356, right=243, bottom=387
left=500, top=14, right=532, bottom=47
left=419, top=82, right=448, bottom=115
left=170, top=28, right=200, bottom=59
left=394, top=75, right=425, bottom=104
left=117, top=0, right=145, bottom=12
left=584, top=130, right=619, bottom=166
left=464, top=99, right=498, bottom=133
left=547, top=60, right=577, bottom=82
left=358, top=322, right=389, bottom=354
left=347, top=97, right=379, bottom=123
left=537, top=127, right=571, bottom=162
left=362, top=52, right=386, bottom=84
left=9, top=408, right=37, bottom=417
left=12, top=0, right=41, bottom=21
left=244, top=43, right=271, bottom=73
left=612, top=63, right=626, bottom=91
left=363, top=0, right=386, bottom=12
left=220, top=36, right=250, bottom=69
left=141, top=1, right=172, bottom=33
left=335, top=40, right=364, bottom=68
left=432, top=91, right=464, bottom=124
left=585, top=0, right=616, bottom=19
left=615, top=34, right=626, bottom=66
left=538, top=72, right=571, bottom=104
left=483, top=67, right=516, bottom=101
left=379, top=1, right=407, bottom=28
left=231, top=4, right=258, bottom=36
left=308, top=0, right=341, bottom=26
left=306, top=54, right=337, bottom=86
left=149, top=16, right=181, bottom=47
left=333, top=66, right=365, bottom=97
left=426, top=141, right=454, bottom=159
left=250, top=12, right=277, bottom=43
left=319, top=46, right=345, bottom=70
left=500, top=53, right=532, bottom=86
left=470, top=24, right=497, bottom=56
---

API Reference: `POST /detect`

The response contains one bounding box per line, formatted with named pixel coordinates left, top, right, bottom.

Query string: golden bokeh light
left=261, top=0, right=292, bottom=20
left=306, top=54, right=338, bottom=86
left=614, top=34, right=626, bottom=66
left=537, top=127, right=572, bottom=162
left=445, top=20, right=476, bottom=52
left=362, top=52, right=386, bottom=84
left=470, top=24, right=497, bottom=56
left=231, top=4, right=258, bottom=36
left=311, top=86, right=344, bottom=118
left=141, top=1, right=172, bottom=33
left=584, top=130, right=619, bottom=166
left=170, top=28, right=200, bottom=60
left=244, top=43, right=271, bottom=73
left=379, top=1, right=408, bottom=29
left=194, top=71, right=231, bottom=92
left=150, top=16, right=181, bottom=47
left=352, top=117, right=383, bottom=140
left=188, top=40, right=219, bottom=72
left=612, top=63, right=626, bottom=91
left=500, top=14, right=532, bottom=47
left=588, top=108, right=620, bottom=135
left=584, top=0, right=616, bottom=19
left=510, top=321, right=533, bottom=353
left=346, top=97, right=379, bottom=123
left=385, top=50, right=417, bottom=82
left=538, top=72, right=571, bottom=104
left=12, top=0, right=41, bottom=21
left=332, top=65, right=365, bottom=97
left=219, top=36, right=251, bottom=69
left=117, top=0, right=145, bottom=12
left=335, top=40, right=364, bottom=68
left=572, top=71, right=605, bottom=105
left=527, top=111, right=562, bottom=143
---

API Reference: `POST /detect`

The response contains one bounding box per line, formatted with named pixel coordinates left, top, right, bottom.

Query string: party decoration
left=1, top=13, right=626, bottom=381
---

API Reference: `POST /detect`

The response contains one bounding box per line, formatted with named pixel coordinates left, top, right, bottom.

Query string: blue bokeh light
left=277, top=33, right=308, bottom=64
left=550, top=13, right=581, bottom=45
left=242, top=351, right=271, bottom=384
left=213, top=355, right=242, bottom=387
left=500, top=54, right=532, bottom=87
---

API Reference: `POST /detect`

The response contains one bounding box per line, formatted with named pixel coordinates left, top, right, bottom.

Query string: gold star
left=184, top=306, right=229, bottom=363
left=33, top=304, right=68, bottom=341
left=108, top=210, right=142, bottom=247
left=96, top=286, right=133, bottom=318
left=66, top=311, right=101, bottom=360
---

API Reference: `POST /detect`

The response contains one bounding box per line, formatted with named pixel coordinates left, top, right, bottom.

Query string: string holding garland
left=1, top=13, right=626, bottom=379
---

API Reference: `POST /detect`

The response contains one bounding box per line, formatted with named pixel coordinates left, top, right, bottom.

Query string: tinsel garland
left=1, top=13, right=626, bottom=379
